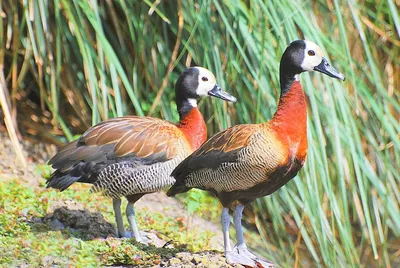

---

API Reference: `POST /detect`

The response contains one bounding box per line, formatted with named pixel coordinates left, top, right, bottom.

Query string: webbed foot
left=225, top=244, right=274, bottom=268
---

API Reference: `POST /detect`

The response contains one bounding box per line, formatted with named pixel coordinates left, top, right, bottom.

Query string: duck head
left=282, top=40, right=345, bottom=80
left=174, top=66, right=236, bottom=118
left=175, top=66, right=237, bottom=104
left=280, top=40, right=345, bottom=94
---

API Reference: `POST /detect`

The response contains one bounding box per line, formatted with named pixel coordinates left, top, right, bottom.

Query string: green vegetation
left=177, top=189, right=221, bottom=221
left=0, top=0, right=399, bottom=267
left=0, top=179, right=215, bottom=266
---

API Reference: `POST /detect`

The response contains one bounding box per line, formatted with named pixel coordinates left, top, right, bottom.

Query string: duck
left=46, top=66, right=237, bottom=242
left=167, top=40, right=345, bottom=267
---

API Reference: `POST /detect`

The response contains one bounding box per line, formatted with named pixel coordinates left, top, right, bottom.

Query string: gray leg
left=224, top=204, right=254, bottom=266
left=233, top=204, right=274, bottom=267
left=222, top=206, right=256, bottom=266
left=233, top=204, right=255, bottom=256
left=221, top=207, right=232, bottom=253
left=234, top=204, right=246, bottom=247
left=126, top=202, right=142, bottom=243
left=113, top=198, right=130, bottom=238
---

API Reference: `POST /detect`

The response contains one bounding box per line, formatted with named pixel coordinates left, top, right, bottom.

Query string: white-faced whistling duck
left=46, top=67, right=237, bottom=243
left=167, top=41, right=345, bottom=267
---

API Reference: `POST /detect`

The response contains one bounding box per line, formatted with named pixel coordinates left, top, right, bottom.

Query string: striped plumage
left=48, top=117, right=191, bottom=192
left=167, top=40, right=345, bottom=267
left=93, top=160, right=179, bottom=198
left=47, top=66, right=236, bottom=242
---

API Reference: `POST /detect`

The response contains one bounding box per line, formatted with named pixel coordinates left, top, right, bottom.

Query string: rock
left=75, top=213, right=90, bottom=228
left=142, top=231, right=167, bottom=247
left=192, top=253, right=203, bottom=264
left=32, top=217, right=43, bottom=224
left=168, top=257, right=182, bottom=265
left=176, top=252, right=193, bottom=262
left=49, top=218, right=65, bottom=230
left=45, top=206, right=116, bottom=238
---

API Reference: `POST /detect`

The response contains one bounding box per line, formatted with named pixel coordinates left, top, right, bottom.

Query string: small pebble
left=192, top=254, right=204, bottom=264
left=49, top=218, right=65, bottom=230
left=168, top=257, right=182, bottom=265
left=176, top=252, right=193, bottom=262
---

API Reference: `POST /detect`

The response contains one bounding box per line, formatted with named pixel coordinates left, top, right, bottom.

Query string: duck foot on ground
left=118, top=230, right=132, bottom=239
left=225, top=245, right=274, bottom=268
left=117, top=230, right=152, bottom=245
left=226, top=249, right=256, bottom=267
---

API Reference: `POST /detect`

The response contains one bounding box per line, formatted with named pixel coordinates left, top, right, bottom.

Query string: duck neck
left=280, top=71, right=298, bottom=97
left=176, top=98, right=207, bottom=151
left=270, top=77, right=307, bottom=143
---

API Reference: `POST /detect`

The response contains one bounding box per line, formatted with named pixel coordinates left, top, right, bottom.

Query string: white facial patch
left=301, top=40, right=324, bottom=71
left=187, top=98, right=197, bottom=107
left=195, top=66, right=217, bottom=96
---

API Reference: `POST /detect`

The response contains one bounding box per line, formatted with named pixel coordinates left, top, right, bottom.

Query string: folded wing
left=47, top=116, right=188, bottom=190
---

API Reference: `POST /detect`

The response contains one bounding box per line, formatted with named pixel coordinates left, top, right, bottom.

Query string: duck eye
left=308, top=50, right=315, bottom=56
left=201, top=77, right=208, bottom=82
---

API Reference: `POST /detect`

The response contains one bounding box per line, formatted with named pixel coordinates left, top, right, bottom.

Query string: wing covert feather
left=50, top=116, right=188, bottom=171
left=193, top=124, right=258, bottom=156
left=170, top=123, right=290, bottom=195
left=172, top=124, right=259, bottom=176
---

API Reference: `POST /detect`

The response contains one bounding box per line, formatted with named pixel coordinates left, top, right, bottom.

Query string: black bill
left=314, top=58, right=346, bottom=81
left=208, top=84, right=237, bottom=102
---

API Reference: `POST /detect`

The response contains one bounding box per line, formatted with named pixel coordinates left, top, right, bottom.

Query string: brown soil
left=0, top=132, right=56, bottom=183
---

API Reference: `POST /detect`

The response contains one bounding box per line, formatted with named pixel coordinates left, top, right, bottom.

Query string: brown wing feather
left=171, top=124, right=259, bottom=179
left=193, top=124, right=258, bottom=156
left=168, top=124, right=289, bottom=198
left=168, top=124, right=259, bottom=196
left=50, top=116, right=188, bottom=171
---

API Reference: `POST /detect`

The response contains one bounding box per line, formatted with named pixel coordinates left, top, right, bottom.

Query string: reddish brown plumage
left=270, top=81, right=308, bottom=165
left=181, top=82, right=308, bottom=171
left=177, top=108, right=207, bottom=151
left=192, top=123, right=255, bottom=155
left=168, top=82, right=308, bottom=206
